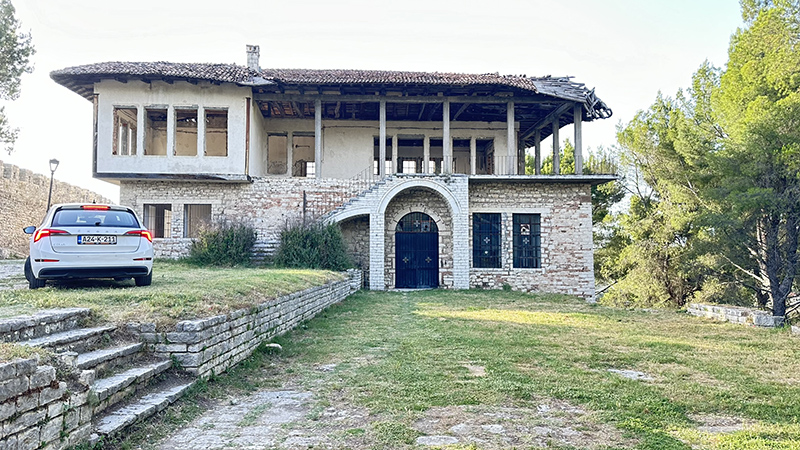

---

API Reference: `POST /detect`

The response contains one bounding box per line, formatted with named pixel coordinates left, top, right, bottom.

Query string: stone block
left=15, top=392, right=38, bottom=414
left=0, top=376, right=29, bottom=403
left=40, top=416, right=62, bottom=444
left=46, top=400, right=63, bottom=419
left=6, top=408, right=45, bottom=436
left=29, top=365, right=56, bottom=390
left=0, top=399, right=15, bottom=422
left=0, top=434, right=16, bottom=450
left=792, top=325, right=800, bottom=336
left=39, top=382, right=66, bottom=405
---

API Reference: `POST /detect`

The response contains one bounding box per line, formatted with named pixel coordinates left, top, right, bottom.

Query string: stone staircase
left=12, top=308, right=195, bottom=444
left=322, top=175, right=395, bottom=223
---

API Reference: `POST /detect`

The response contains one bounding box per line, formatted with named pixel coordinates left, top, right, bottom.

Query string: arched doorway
left=395, top=212, right=439, bottom=288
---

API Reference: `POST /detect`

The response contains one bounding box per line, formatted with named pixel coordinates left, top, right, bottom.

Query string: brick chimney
left=246, top=45, right=260, bottom=71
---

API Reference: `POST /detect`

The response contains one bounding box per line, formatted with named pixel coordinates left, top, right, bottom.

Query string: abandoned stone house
left=50, top=45, right=614, bottom=297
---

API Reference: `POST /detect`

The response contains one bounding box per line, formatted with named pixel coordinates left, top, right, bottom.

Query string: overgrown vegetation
left=0, top=0, right=34, bottom=154
left=597, top=0, right=800, bottom=315
left=0, top=260, right=341, bottom=328
left=273, top=222, right=352, bottom=271
left=111, top=290, right=800, bottom=450
left=186, top=222, right=257, bottom=267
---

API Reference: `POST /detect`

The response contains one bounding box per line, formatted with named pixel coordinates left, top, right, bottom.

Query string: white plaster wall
left=95, top=80, right=250, bottom=176
left=257, top=118, right=510, bottom=179
left=249, top=99, right=266, bottom=177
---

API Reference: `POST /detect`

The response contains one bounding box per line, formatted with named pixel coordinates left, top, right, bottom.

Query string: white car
left=23, top=204, right=154, bottom=289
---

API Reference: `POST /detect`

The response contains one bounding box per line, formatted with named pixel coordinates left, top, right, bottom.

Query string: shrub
left=186, top=222, right=257, bottom=266
left=274, top=222, right=352, bottom=271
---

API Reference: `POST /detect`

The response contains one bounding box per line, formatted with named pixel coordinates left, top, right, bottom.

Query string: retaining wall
left=137, top=269, right=362, bottom=378
left=687, top=303, right=784, bottom=327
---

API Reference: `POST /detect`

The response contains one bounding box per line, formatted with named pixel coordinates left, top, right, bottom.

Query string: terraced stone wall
left=0, top=160, right=113, bottom=259
left=137, top=269, right=362, bottom=378
left=687, top=303, right=784, bottom=327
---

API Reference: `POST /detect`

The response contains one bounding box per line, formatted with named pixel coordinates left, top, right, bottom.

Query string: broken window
left=143, top=204, right=172, bottom=238
left=144, top=107, right=168, bottom=156
left=267, top=134, right=288, bottom=175
left=476, top=139, right=494, bottom=175
left=113, top=107, right=137, bottom=156
left=205, top=109, right=228, bottom=156
left=184, top=204, right=211, bottom=238
left=292, top=135, right=315, bottom=177
left=175, top=108, right=198, bottom=156
left=453, top=139, right=471, bottom=174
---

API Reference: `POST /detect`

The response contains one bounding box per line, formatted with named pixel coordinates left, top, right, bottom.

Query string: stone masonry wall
left=120, top=177, right=366, bottom=259
left=468, top=182, right=595, bottom=299
left=687, top=303, right=784, bottom=327
left=138, top=270, right=362, bottom=378
left=383, top=188, right=454, bottom=289
left=0, top=160, right=113, bottom=259
left=340, top=216, right=369, bottom=270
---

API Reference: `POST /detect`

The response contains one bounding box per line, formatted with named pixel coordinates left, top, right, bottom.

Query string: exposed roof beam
left=254, top=93, right=554, bottom=104
left=452, top=103, right=470, bottom=121
left=417, top=103, right=426, bottom=120
left=520, top=102, right=574, bottom=140
left=291, top=102, right=304, bottom=117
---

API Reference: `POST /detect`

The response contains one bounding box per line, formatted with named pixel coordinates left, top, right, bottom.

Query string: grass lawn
left=117, top=289, right=800, bottom=450
left=0, top=260, right=342, bottom=329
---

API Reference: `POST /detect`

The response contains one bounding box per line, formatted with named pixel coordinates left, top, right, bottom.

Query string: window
left=373, top=159, right=393, bottom=176
left=513, top=214, right=541, bottom=268
left=402, top=159, right=417, bottom=174
left=144, top=107, right=168, bottom=155
left=143, top=204, right=172, bottom=238
left=205, top=109, right=228, bottom=156
left=175, top=108, right=198, bottom=156
left=113, top=107, right=137, bottom=156
left=184, top=204, right=211, bottom=238
left=473, top=213, right=501, bottom=268
left=292, top=135, right=315, bottom=177
left=305, top=161, right=316, bottom=178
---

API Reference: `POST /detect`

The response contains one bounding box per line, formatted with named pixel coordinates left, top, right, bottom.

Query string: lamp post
left=46, top=158, right=59, bottom=210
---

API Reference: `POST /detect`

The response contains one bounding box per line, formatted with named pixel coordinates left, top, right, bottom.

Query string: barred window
left=143, top=204, right=172, bottom=238
left=184, top=204, right=211, bottom=238
left=513, top=214, right=541, bottom=268
left=473, top=213, right=501, bottom=268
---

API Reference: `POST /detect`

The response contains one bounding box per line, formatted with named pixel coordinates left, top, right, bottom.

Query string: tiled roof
left=50, top=62, right=611, bottom=119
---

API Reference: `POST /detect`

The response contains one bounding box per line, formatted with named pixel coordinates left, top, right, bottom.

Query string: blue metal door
left=395, top=213, right=439, bottom=288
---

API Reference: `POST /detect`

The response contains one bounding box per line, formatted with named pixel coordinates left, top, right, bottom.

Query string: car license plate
left=78, top=235, right=117, bottom=245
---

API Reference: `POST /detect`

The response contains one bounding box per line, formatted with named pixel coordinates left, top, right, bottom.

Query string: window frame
left=472, top=213, right=502, bottom=269
left=512, top=213, right=541, bottom=269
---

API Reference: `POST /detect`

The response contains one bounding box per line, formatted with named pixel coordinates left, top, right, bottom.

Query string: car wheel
left=24, top=257, right=46, bottom=289
left=134, top=271, right=152, bottom=287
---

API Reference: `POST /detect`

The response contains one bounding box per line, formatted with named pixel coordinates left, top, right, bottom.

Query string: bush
left=186, top=222, right=257, bottom=266
left=274, top=222, right=352, bottom=271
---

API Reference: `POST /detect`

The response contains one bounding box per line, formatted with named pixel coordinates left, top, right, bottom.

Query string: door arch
left=395, top=212, right=439, bottom=288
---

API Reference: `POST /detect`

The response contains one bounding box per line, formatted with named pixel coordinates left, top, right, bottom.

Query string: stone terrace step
left=77, top=342, right=144, bottom=370
left=93, top=379, right=195, bottom=437
left=92, top=359, right=172, bottom=403
left=0, top=307, right=91, bottom=343
left=17, top=325, right=116, bottom=352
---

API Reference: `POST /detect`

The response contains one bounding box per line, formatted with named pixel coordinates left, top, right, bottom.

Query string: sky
left=2, top=0, right=743, bottom=202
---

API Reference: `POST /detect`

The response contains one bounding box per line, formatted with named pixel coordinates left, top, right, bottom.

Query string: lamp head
left=49, top=159, right=59, bottom=173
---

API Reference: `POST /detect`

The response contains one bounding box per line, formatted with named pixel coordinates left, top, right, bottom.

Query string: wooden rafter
left=453, top=103, right=470, bottom=121
left=520, top=102, right=573, bottom=140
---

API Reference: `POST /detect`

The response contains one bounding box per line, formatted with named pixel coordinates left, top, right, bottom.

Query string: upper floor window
left=205, top=109, right=228, bottom=157
left=113, top=107, right=137, bottom=156
left=145, top=107, right=168, bottom=156
left=175, top=108, right=198, bottom=156
left=513, top=214, right=541, bottom=268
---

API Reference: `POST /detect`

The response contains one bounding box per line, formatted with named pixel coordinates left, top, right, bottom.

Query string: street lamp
left=46, top=158, right=59, bottom=210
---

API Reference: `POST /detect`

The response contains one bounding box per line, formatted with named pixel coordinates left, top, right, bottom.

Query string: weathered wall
left=468, top=182, right=595, bottom=299
left=0, top=160, right=114, bottom=259
left=340, top=216, right=369, bottom=270
left=120, top=178, right=367, bottom=259
left=137, top=270, right=362, bottom=378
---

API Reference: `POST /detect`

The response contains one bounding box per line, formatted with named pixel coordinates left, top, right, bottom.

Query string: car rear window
left=52, top=209, right=140, bottom=228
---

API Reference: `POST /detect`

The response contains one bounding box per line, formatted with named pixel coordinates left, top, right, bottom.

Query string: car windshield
left=52, top=209, right=139, bottom=228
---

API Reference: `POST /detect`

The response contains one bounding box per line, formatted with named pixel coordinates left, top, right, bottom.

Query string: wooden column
left=423, top=135, right=430, bottom=174
left=443, top=100, right=451, bottom=174
left=197, top=106, right=206, bottom=159
left=552, top=120, right=560, bottom=175
left=470, top=136, right=477, bottom=175
left=534, top=129, right=541, bottom=175
left=379, top=100, right=387, bottom=178
left=391, top=134, right=398, bottom=174
left=507, top=101, right=516, bottom=174
left=167, top=105, right=175, bottom=158
left=286, top=131, right=293, bottom=177
left=573, top=104, right=583, bottom=175
left=314, top=98, right=322, bottom=179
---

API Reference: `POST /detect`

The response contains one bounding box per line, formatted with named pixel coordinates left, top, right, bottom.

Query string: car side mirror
left=23, top=226, right=36, bottom=234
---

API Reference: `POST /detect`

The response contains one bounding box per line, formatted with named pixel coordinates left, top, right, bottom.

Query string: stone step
left=77, top=342, right=144, bottom=371
left=17, top=325, right=116, bottom=353
left=91, top=359, right=172, bottom=404
left=92, top=379, right=195, bottom=437
left=0, top=307, right=91, bottom=343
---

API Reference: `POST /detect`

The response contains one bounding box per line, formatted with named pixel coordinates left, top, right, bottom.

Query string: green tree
left=0, top=0, right=34, bottom=154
